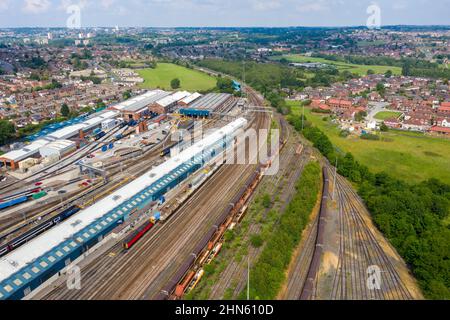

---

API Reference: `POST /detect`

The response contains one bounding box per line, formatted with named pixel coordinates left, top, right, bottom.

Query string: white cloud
left=392, top=1, right=408, bottom=10
left=100, top=0, right=115, bottom=9
left=0, top=0, right=10, bottom=12
left=58, top=0, right=88, bottom=10
left=251, top=0, right=281, bottom=11
left=296, top=0, right=331, bottom=13
left=23, top=0, right=52, bottom=13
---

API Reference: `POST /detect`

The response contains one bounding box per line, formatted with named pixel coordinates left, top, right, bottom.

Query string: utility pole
left=332, top=157, right=338, bottom=200
left=247, top=256, right=250, bottom=300
left=242, top=61, right=247, bottom=100
left=302, top=104, right=305, bottom=131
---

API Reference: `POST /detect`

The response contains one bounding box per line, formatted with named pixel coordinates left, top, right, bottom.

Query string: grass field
left=274, top=54, right=402, bottom=76
left=374, top=111, right=403, bottom=120
left=288, top=100, right=450, bottom=184
left=137, top=63, right=217, bottom=91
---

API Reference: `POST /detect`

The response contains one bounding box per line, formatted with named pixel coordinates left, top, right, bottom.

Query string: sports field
left=137, top=63, right=217, bottom=91
left=275, top=55, right=402, bottom=76
left=288, top=100, right=450, bottom=184
left=374, top=111, right=403, bottom=120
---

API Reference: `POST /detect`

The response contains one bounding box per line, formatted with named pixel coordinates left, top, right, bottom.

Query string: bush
left=250, top=235, right=264, bottom=248
left=262, top=194, right=272, bottom=209
left=361, top=133, right=380, bottom=141
left=243, top=162, right=321, bottom=299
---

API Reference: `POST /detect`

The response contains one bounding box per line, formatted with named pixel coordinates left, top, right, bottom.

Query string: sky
left=0, top=0, right=448, bottom=28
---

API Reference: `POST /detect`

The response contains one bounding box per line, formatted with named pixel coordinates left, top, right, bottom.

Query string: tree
left=171, top=78, right=181, bottom=89
left=355, top=111, right=367, bottom=122
left=0, top=120, right=16, bottom=145
left=216, top=77, right=234, bottom=93
left=61, top=103, right=70, bottom=118
left=402, top=62, right=411, bottom=76
left=385, top=70, right=393, bottom=78
left=367, top=69, right=375, bottom=75
left=376, top=82, right=386, bottom=95
left=123, top=90, right=132, bottom=100
left=380, top=122, right=389, bottom=132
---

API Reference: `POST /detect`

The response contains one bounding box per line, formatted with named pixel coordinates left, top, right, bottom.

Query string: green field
left=275, top=54, right=402, bottom=76
left=137, top=63, right=217, bottom=91
left=374, top=111, right=403, bottom=120
left=288, top=101, right=450, bottom=184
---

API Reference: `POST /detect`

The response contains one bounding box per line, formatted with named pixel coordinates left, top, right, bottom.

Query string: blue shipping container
left=0, top=196, right=28, bottom=210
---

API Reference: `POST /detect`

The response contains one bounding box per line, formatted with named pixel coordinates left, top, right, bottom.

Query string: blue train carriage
left=232, top=80, right=241, bottom=92
left=0, top=196, right=28, bottom=211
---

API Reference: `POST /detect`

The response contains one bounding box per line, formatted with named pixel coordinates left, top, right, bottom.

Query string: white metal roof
left=0, top=140, right=49, bottom=162
left=111, top=90, right=169, bottom=112
left=39, top=140, right=76, bottom=151
left=180, top=92, right=202, bottom=105
left=156, top=91, right=191, bottom=107
left=0, top=118, right=248, bottom=283
left=1, top=111, right=118, bottom=162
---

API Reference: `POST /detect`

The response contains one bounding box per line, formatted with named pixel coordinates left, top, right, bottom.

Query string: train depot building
left=0, top=118, right=248, bottom=300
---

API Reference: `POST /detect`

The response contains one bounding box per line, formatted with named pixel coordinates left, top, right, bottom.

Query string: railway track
left=331, top=171, right=414, bottom=300
left=40, top=155, right=257, bottom=300
left=297, top=163, right=416, bottom=300
left=205, top=115, right=314, bottom=299
left=38, top=90, right=269, bottom=300
left=0, top=119, right=225, bottom=248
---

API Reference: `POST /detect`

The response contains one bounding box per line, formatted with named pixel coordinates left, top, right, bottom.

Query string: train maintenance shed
left=179, top=93, right=234, bottom=117
left=0, top=118, right=248, bottom=300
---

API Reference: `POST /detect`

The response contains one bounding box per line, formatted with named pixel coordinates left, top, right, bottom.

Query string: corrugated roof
left=188, top=93, right=232, bottom=111
left=156, top=91, right=191, bottom=108
left=1, top=111, right=119, bottom=162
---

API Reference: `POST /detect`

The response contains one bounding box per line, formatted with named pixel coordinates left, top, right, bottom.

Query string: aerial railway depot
left=0, top=115, right=248, bottom=300
left=2, top=22, right=448, bottom=305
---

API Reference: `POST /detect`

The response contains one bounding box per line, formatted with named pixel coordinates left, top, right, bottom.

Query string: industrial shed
left=39, top=140, right=77, bottom=158
left=150, top=91, right=191, bottom=115
left=0, top=118, right=248, bottom=300
left=0, top=110, right=119, bottom=170
left=179, top=93, right=234, bottom=117
left=110, top=90, right=171, bottom=121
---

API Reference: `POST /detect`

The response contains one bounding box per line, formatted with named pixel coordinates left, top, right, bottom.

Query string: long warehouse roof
left=0, top=118, right=248, bottom=288
left=111, top=90, right=171, bottom=113
left=188, top=93, right=232, bottom=111
left=156, top=91, right=191, bottom=108
left=1, top=111, right=119, bottom=162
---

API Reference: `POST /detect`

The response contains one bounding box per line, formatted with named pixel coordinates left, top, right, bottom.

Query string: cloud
left=100, top=0, right=115, bottom=9
left=251, top=0, right=281, bottom=11
left=392, top=1, right=408, bottom=10
left=23, top=0, right=51, bottom=13
left=0, top=0, right=10, bottom=12
left=296, top=0, right=332, bottom=13
left=58, top=0, right=88, bottom=10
